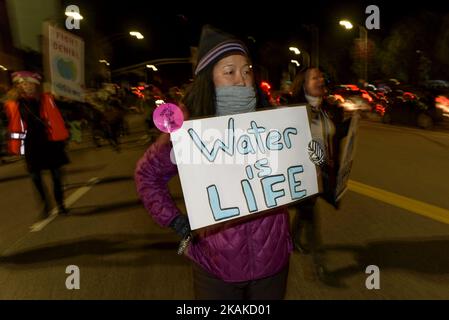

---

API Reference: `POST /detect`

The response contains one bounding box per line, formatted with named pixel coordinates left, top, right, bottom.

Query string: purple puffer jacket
left=135, top=135, right=293, bottom=282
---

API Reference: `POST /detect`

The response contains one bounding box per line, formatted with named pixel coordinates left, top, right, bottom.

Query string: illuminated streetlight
left=289, top=47, right=301, bottom=55
left=339, top=20, right=353, bottom=29
left=65, top=11, right=83, bottom=20
left=0, top=65, right=7, bottom=71
left=100, top=31, right=145, bottom=44
left=99, top=32, right=144, bottom=75
left=129, top=31, right=144, bottom=39
left=339, top=19, right=368, bottom=82
left=99, top=59, right=110, bottom=66
left=146, top=64, right=158, bottom=71
left=291, top=60, right=300, bottom=67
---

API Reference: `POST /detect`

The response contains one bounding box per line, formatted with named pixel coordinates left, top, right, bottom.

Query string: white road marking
left=29, top=177, right=100, bottom=232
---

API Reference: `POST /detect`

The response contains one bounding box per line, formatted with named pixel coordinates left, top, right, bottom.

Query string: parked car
left=422, top=82, right=449, bottom=119
left=329, top=84, right=374, bottom=114
left=381, top=86, right=443, bottom=129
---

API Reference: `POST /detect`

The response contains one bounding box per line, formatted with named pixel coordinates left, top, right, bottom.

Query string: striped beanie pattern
left=194, top=25, right=248, bottom=75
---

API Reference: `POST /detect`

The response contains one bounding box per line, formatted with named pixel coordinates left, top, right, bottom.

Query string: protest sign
left=43, top=23, right=84, bottom=102
left=334, top=112, right=360, bottom=202
left=170, top=106, right=319, bottom=230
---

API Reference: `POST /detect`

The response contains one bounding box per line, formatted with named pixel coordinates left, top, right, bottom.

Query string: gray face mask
left=215, top=86, right=257, bottom=116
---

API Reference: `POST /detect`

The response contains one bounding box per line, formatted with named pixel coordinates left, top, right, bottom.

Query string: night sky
left=62, top=0, right=449, bottom=69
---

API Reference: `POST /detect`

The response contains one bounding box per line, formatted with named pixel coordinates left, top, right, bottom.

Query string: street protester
left=288, top=67, right=350, bottom=285
left=135, top=25, right=292, bottom=299
left=3, top=71, right=70, bottom=219
left=289, top=67, right=332, bottom=253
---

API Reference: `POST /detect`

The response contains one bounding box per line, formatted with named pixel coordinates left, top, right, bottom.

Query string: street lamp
left=98, top=60, right=111, bottom=81
left=0, top=65, right=8, bottom=71
left=339, top=19, right=368, bottom=83
left=64, top=10, right=83, bottom=20
left=99, top=31, right=145, bottom=71
left=145, top=65, right=158, bottom=84
left=289, top=47, right=301, bottom=55
left=288, top=46, right=310, bottom=70
left=146, top=64, right=158, bottom=71
left=129, top=31, right=144, bottom=39
left=339, top=20, right=353, bottom=30
left=100, top=31, right=145, bottom=45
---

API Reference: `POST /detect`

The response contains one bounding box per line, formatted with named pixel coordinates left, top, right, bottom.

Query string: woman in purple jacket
left=135, top=25, right=293, bottom=299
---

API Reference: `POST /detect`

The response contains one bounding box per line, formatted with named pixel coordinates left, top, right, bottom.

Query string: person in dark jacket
left=289, top=67, right=331, bottom=254
left=4, top=71, right=69, bottom=218
left=135, top=25, right=292, bottom=299
left=289, top=67, right=348, bottom=286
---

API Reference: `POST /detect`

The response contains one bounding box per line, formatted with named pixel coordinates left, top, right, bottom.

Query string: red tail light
left=361, top=90, right=373, bottom=102
left=260, top=81, right=272, bottom=94
left=333, top=94, right=345, bottom=103
left=375, top=104, right=385, bottom=116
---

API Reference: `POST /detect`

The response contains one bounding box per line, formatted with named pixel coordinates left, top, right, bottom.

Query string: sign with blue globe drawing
left=55, top=57, right=78, bottom=81
left=45, top=24, right=85, bottom=102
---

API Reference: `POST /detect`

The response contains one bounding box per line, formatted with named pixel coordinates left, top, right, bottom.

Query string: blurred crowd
left=2, top=75, right=448, bottom=163
left=0, top=80, right=189, bottom=160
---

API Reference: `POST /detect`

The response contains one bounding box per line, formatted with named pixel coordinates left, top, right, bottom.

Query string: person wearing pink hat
left=4, top=71, right=70, bottom=218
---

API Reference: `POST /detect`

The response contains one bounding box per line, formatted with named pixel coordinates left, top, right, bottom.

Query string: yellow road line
left=348, top=180, right=449, bottom=225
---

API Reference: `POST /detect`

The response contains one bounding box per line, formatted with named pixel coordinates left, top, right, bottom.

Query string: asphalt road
left=0, top=114, right=448, bottom=299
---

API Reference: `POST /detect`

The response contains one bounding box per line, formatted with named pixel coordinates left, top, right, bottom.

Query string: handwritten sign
left=170, top=106, right=319, bottom=230
left=44, top=23, right=85, bottom=102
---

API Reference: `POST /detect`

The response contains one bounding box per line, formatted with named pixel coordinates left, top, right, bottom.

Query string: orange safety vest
left=3, top=93, right=69, bottom=155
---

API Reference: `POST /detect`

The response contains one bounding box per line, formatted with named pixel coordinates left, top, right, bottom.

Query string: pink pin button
left=153, top=103, right=184, bottom=133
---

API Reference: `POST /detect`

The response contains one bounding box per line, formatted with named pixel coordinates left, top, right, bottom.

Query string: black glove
left=169, top=215, right=191, bottom=239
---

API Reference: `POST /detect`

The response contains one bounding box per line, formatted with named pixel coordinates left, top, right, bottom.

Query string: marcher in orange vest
left=3, top=71, right=70, bottom=218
